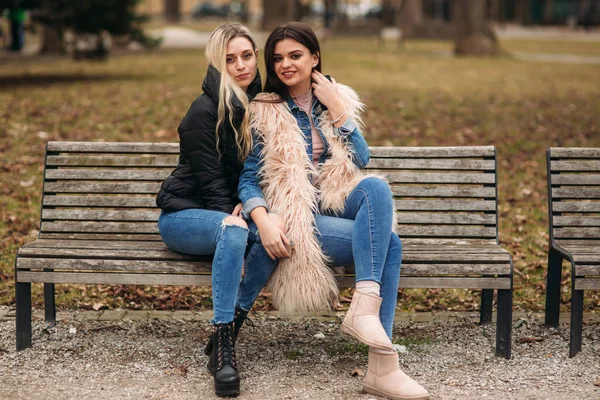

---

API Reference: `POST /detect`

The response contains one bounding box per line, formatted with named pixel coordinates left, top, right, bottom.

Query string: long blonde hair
left=205, top=23, right=257, bottom=161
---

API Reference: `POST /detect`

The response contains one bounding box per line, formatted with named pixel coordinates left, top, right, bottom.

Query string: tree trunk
left=515, top=0, right=530, bottom=25
left=164, top=0, right=181, bottom=22
left=489, top=0, right=500, bottom=21
left=381, top=0, right=397, bottom=27
left=453, top=0, right=500, bottom=56
left=397, top=0, right=423, bottom=38
left=323, top=0, right=336, bottom=29
left=39, top=24, right=63, bottom=54
left=543, top=0, right=553, bottom=24
left=262, top=0, right=301, bottom=31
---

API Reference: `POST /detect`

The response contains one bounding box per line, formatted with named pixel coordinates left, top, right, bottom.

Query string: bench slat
left=17, top=258, right=212, bottom=273
left=574, top=278, right=600, bottom=290
left=399, top=226, right=496, bottom=238
left=552, top=202, right=600, bottom=213
left=380, top=172, right=495, bottom=184
left=554, top=228, right=600, bottom=239
left=573, top=254, right=600, bottom=262
left=18, top=248, right=193, bottom=260
left=552, top=188, right=600, bottom=199
left=395, top=200, right=495, bottom=211
left=43, top=195, right=157, bottom=208
left=45, top=169, right=170, bottom=181
left=42, top=210, right=161, bottom=221
left=22, top=239, right=169, bottom=250
left=17, top=271, right=212, bottom=285
left=549, top=148, right=600, bottom=159
left=553, top=216, right=600, bottom=227
left=16, top=259, right=510, bottom=276
left=391, top=186, right=495, bottom=198
left=398, top=277, right=510, bottom=289
left=402, top=252, right=509, bottom=262
left=366, top=159, right=494, bottom=170
left=551, top=160, right=600, bottom=172
left=47, top=155, right=179, bottom=167
left=47, top=141, right=180, bottom=153
left=551, top=174, right=600, bottom=186
left=41, top=221, right=158, bottom=234
left=576, top=265, right=600, bottom=276
left=402, top=238, right=498, bottom=245
left=368, top=146, right=495, bottom=158
left=397, top=214, right=495, bottom=225
left=39, top=233, right=162, bottom=240
left=404, top=246, right=509, bottom=254
left=16, top=271, right=510, bottom=289
left=44, top=182, right=161, bottom=194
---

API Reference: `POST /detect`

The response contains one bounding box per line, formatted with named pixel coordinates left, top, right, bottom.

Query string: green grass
left=1, top=36, right=599, bottom=313
left=324, top=342, right=369, bottom=357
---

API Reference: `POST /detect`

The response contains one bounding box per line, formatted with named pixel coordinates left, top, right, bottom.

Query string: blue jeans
left=157, top=209, right=275, bottom=324
left=241, top=177, right=402, bottom=338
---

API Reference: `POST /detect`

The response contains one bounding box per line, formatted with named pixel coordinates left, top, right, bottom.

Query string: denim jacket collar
left=285, top=94, right=326, bottom=115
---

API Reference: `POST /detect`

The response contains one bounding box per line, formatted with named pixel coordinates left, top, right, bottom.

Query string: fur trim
left=249, top=86, right=395, bottom=313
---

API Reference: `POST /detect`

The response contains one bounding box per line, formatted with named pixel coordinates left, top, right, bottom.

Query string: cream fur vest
left=249, top=85, right=394, bottom=313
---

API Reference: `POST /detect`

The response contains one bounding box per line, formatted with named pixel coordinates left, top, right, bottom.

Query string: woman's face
left=272, top=38, right=319, bottom=95
left=225, top=36, right=258, bottom=91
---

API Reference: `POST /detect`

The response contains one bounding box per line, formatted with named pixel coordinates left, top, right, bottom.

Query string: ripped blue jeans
left=158, top=209, right=274, bottom=324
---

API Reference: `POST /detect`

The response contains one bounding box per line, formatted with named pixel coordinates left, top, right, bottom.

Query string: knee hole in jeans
left=222, top=216, right=249, bottom=230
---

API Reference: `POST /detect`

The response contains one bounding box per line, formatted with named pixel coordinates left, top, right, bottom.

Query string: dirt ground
left=1, top=312, right=599, bottom=400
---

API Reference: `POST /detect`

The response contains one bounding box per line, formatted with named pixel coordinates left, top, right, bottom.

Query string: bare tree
left=164, top=0, right=181, bottom=22
left=453, top=0, right=500, bottom=56
left=397, top=0, right=423, bottom=38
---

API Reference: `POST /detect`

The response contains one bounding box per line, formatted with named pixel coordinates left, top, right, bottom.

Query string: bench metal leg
left=495, top=288, right=512, bottom=359
left=544, top=248, right=563, bottom=327
left=479, top=289, right=494, bottom=325
left=569, top=288, right=584, bottom=358
left=16, top=282, right=32, bottom=351
left=44, top=282, right=56, bottom=327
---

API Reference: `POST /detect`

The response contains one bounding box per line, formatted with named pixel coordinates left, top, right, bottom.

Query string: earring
left=313, top=63, right=317, bottom=67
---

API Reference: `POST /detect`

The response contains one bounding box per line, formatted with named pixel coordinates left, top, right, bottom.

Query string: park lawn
left=0, top=40, right=599, bottom=313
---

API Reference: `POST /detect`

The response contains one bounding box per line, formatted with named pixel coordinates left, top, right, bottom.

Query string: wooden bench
left=544, top=147, right=600, bottom=357
left=15, top=141, right=513, bottom=358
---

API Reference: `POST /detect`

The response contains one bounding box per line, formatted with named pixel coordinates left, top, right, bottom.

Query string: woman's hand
left=258, top=218, right=291, bottom=260
left=232, top=203, right=243, bottom=217
left=311, top=71, right=345, bottom=120
left=250, top=207, right=291, bottom=260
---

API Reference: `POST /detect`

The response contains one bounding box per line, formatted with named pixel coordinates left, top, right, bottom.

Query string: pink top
left=294, top=92, right=324, bottom=165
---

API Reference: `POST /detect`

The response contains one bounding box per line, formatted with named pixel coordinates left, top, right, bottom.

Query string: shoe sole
left=215, top=382, right=240, bottom=398
left=363, top=384, right=429, bottom=400
left=341, top=322, right=393, bottom=351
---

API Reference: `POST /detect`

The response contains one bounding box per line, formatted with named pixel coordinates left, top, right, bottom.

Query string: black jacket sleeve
left=179, top=108, right=235, bottom=214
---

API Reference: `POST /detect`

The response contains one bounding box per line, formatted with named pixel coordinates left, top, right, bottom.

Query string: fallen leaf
left=92, top=302, right=106, bottom=311
left=350, top=367, right=365, bottom=377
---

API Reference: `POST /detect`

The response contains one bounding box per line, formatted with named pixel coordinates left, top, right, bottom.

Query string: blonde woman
left=156, top=23, right=280, bottom=397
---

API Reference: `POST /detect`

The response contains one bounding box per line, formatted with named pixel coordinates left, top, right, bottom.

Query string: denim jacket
left=238, top=95, right=370, bottom=219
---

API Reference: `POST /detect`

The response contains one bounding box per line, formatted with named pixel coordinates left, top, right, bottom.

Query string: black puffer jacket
left=156, top=66, right=261, bottom=214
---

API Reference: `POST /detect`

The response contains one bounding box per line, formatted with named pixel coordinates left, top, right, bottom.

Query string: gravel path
left=1, top=313, right=599, bottom=400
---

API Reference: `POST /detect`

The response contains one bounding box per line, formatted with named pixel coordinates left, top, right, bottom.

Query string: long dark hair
left=263, top=22, right=322, bottom=101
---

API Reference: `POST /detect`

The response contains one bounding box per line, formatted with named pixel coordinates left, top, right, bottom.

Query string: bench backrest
left=40, top=142, right=499, bottom=244
left=547, top=147, right=600, bottom=245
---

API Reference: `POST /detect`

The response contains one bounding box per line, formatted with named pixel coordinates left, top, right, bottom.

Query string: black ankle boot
left=205, top=308, right=251, bottom=371
left=211, top=322, right=240, bottom=397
